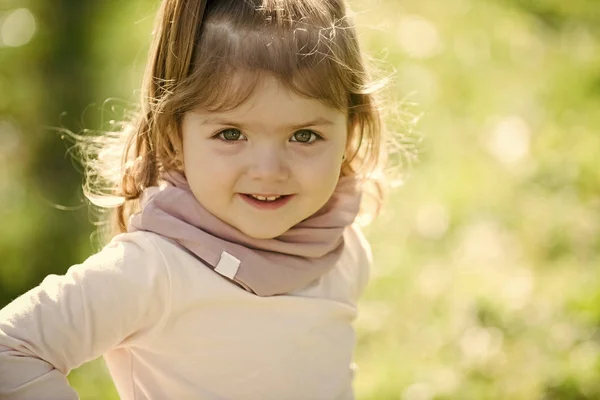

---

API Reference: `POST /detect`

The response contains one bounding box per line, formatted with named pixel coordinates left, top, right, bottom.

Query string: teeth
left=250, top=194, right=282, bottom=202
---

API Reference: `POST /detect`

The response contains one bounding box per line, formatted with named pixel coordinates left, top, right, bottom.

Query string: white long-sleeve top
left=0, top=224, right=371, bottom=400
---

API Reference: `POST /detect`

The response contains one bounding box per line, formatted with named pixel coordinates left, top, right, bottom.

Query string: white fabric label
left=215, top=251, right=241, bottom=279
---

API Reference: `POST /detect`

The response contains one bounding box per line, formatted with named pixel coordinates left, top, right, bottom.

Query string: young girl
left=0, top=0, right=389, bottom=398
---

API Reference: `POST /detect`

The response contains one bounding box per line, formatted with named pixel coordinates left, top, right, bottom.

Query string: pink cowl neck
left=128, top=171, right=361, bottom=296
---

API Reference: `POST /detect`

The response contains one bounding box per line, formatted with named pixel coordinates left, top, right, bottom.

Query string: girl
left=0, top=0, right=390, bottom=398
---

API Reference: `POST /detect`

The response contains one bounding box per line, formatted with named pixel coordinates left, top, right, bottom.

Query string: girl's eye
left=216, top=128, right=246, bottom=142
left=290, top=130, right=322, bottom=144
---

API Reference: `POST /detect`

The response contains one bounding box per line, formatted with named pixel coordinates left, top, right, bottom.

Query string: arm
left=0, top=233, right=171, bottom=400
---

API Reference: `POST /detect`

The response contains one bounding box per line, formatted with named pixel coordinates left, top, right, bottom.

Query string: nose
left=246, top=145, right=289, bottom=182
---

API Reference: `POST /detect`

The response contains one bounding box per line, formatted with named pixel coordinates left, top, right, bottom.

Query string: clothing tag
left=215, top=251, right=241, bottom=279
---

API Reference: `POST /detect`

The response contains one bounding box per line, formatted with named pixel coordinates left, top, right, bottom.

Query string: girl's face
left=181, top=74, right=348, bottom=239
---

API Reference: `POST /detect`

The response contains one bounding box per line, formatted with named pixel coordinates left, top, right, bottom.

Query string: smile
left=239, top=193, right=294, bottom=210
left=248, top=194, right=282, bottom=202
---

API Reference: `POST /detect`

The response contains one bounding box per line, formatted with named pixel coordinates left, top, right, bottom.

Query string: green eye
left=219, top=129, right=244, bottom=141
left=291, top=130, right=319, bottom=143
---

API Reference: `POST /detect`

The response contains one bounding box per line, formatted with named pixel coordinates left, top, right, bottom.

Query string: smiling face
left=180, top=74, right=348, bottom=239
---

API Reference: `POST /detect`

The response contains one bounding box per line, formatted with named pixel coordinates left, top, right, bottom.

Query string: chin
left=239, top=225, right=291, bottom=240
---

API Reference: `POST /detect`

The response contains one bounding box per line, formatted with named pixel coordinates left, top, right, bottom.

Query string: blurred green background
left=1, top=0, right=599, bottom=399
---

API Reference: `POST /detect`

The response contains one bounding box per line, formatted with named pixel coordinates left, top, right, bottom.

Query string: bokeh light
left=1, top=8, right=36, bottom=48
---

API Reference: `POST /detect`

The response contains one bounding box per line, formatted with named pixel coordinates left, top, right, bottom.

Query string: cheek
left=183, top=146, right=232, bottom=191
left=293, top=150, right=343, bottom=189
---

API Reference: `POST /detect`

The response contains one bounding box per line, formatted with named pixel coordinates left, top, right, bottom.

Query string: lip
left=239, top=193, right=294, bottom=210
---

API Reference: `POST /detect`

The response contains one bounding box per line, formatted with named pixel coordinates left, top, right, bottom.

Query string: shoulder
left=104, top=230, right=174, bottom=254
left=95, top=231, right=178, bottom=269
left=72, top=231, right=177, bottom=295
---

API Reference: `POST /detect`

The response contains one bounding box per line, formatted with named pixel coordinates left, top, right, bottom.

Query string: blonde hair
left=84, top=0, right=391, bottom=243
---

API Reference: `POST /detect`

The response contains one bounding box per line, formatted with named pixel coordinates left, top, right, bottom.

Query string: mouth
left=246, top=194, right=285, bottom=202
left=239, top=193, right=294, bottom=210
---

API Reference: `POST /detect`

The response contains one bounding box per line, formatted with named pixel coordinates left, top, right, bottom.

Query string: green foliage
left=1, top=0, right=599, bottom=399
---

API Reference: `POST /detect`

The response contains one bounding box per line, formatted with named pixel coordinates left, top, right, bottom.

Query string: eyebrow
left=200, top=116, right=335, bottom=130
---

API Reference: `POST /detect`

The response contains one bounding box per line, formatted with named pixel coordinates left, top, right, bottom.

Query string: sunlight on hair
left=1, top=8, right=36, bottom=47
left=85, top=193, right=127, bottom=209
left=397, top=15, right=441, bottom=59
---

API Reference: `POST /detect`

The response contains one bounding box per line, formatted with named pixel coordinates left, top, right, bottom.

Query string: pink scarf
left=128, top=171, right=361, bottom=296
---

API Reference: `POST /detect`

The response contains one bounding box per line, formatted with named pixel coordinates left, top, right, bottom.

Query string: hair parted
left=83, top=0, right=393, bottom=243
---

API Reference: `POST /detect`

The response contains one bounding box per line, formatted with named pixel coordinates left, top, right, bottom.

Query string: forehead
left=195, top=73, right=347, bottom=127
